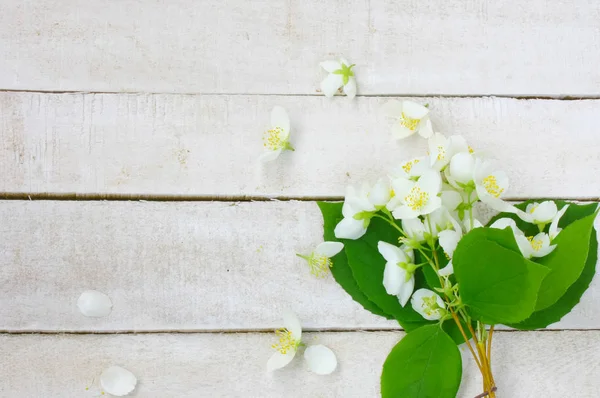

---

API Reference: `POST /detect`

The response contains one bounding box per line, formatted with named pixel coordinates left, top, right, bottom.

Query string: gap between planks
left=1, top=89, right=600, bottom=101
left=1, top=193, right=599, bottom=203
left=1, top=328, right=599, bottom=335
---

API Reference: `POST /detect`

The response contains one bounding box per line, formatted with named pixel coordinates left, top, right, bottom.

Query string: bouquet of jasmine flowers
left=317, top=101, right=599, bottom=397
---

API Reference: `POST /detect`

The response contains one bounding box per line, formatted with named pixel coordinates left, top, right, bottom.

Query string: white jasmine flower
left=518, top=201, right=558, bottom=228
left=377, top=242, right=416, bottom=307
left=297, top=242, right=344, bottom=278
left=428, top=134, right=469, bottom=171
left=381, top=100, right=433, bottom=140
left=411, top=289, right=446, bottom=321
left=387, top=170, right=442, bottom=220
left=267, top=311, right=303, bottom=372
left=516, top=232, right=557, bottom=259
left=400, top=218, right=430, bottom=248
left=448, top=151, right=477, bottom=185
left=320, top=58, right=357, bottom=99
left=390, top=157, right=429, bottom=180
left=491, top=218, right=556, bottom=259
left=370, top=177, right=393, bottom=207
left=304, top=345, right=338, bottom=375
left=100, top=366, right=137, bottom=396
left=549, top=204, right=570, bottom=240
left=260, top=106, right=294, bottom=162
left=473, top=159, right=523, bottom=217
left=78, top=290, right=112, bottom=317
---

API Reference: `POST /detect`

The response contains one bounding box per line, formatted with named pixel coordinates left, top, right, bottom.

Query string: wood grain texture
left=1, top=200, right=598, bottom=332
left=2, top=93, right=600, bottom=198
left=1, top=1, right=600, bottom=95
left=1, top=331, right=598, bottom=397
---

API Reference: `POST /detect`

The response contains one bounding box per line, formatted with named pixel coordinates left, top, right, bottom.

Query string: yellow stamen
left=308, top=254, right=333, bottom=278
left=271, top=328, right=298, bottom=354
left=422, top=295, right=440, bottom=317
left=436, top=145, right=445, bottom=161
left=468, top=146, right=474, bottom=154
left=400, top=112, right=419, bottom=131
left=404, top=186, right=429, bottom=211
left=263, top=126, right=285, bottom=150
left=401, top=159, right=420, bottom=174
left=482, top=175, right=504, bottom=198
left=527, top=236, right=543, bottom=251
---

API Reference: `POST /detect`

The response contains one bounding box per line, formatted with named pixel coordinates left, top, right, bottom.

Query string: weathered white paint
left=0, top=200, right=597, bottom=332
left=1, top=1, right=600, bottom=95
left=0, top=331, right=598, bottom=397
left=1, top=93, right=599, bottom=198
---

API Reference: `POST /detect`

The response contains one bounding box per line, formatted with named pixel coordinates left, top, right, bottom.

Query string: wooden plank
left=1, top=331, right=598, bottom=397
left=0, top=200, right=598, bottom=332
left=1, top=1, right=600, bottom=95
left=2, top=93, right=600, bottom=198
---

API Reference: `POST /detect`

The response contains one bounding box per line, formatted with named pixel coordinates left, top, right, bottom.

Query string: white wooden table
left=1, top=1, right=599, bottom=397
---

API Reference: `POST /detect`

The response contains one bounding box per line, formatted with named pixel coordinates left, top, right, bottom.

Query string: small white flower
left=387, top=170, right=442, bottom=220
left=304, top=345, right=338, bottom=375
left=428, top=134, right=469, bottom=171
left=549, top=204, right=570, bottom=240
left=334, top=180, right=394, bottom=240
left=473, top=158, right=524, bottom=217
left=77, top=290, right=112, bottom=317
left=320, top=58, right=357, bottom=99
left=491, top=218, right=557, bottom=259
left=259, top=106, right=294, bottom=162
left=518, top=201, right=558, bottom=228
left=411, top=288, right=446, bottom=321
left=400, top=218, right=430, bottom=247
left=297, top=242, right=344, bottom=278
left=448, top=151, right=477, bottom=185
left=515, top=233, right=557, bottom=259
left=100, top=366, right=137, bottom=397
left=377, top=242, right=416, bottom=307
left=381, top=100, right=433, bottom=140
left=267, top=311, right=303, bottom=372
left=390, top=157, right=429, bottom=180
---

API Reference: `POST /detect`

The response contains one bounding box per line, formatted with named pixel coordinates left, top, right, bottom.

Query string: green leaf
left=344, top=218, right=431, bottom=331
left=453, top=228, right=550, bottom=324
left=381, top=325, right=462, bottom=398
left=318, top=202, right=391, bottom=319
left=534, top=212, right=597, bottom=310
left=511, top=230, right=598, bottom=329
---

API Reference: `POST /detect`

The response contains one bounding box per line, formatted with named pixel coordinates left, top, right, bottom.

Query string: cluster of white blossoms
left=333, top=101, right=569, bottom=321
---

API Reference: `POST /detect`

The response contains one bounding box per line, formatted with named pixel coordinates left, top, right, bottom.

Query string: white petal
left=477, top=189, right=518, bottom=214
left=417, top=118, right=433, bottom=138
left=402, top=100, right=429, bottom=119
left=77, top=290, right=112, bottom=317
left=100, top=366, right=137, bottom=397
left=490, top=217, right=523, bottom=235
left=438, top=261, right=454, bottom=277
left=259, top=149, right=282, bottom=163
left=438, top=230, right=461, bottom=258
left=392, top=205, right=421, bottom=220
left=304, top=345, right=337, bottom=375
left=417, top=170, right=442, bottom=195
left=267, top=351, right=296, bottom=372
left=391, top=123, right=415, bottom=140
left=533, top=201, right=558, bottom=224
left=441, top=190, right=463, bottom=212
left=411, top=288, right=444, bottom=321
left=320, top=60, right=342, bottom=73
left=448, top=135, right=469, bottom=155
left=449, top=152, right=475, bottom=184
left=282, top=310, right=302, bottom=340
left=343, top=77, right=357, bottom=99
left=334, top=217, right=367, bottom=240
left=391, top=177, right=415, bottom=198
left=402, top=218, right=426, bottom=241
left=515, top=234, right=534, bottom=258
left=533, top=243, right=557, bottom=257
left=383, top=262, right=407, bottom=295
left=549, top=204, right=570, bottom=240
left=397, top=275, right=415, bottom=307
left=320, top=74, right=344, bottom=97
left=370, top=178, right=391, bottom=206
left=381, top=100, right=403, bottom=118
left=377, top=241, right=405, bottom=263
left=270, top=106, right=290, bottom=133
left=314, top=242, right=344, bottom=257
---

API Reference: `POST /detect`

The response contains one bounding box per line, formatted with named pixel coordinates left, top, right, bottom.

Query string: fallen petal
left=100, top=366, right=137, bottom=396
left=304, top=345, right=337, bottom=375
left=77, top=290, right=112, bottom=317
